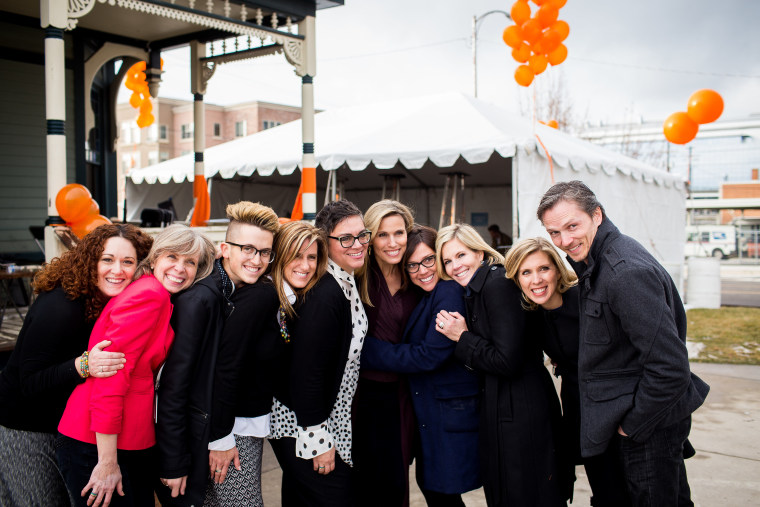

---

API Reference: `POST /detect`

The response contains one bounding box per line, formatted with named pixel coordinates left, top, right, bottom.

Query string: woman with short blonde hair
left=435, top=224, right=503, bottom=281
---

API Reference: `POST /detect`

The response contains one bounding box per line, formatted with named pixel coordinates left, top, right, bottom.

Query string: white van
left=685, top=225, right=737, bottom=259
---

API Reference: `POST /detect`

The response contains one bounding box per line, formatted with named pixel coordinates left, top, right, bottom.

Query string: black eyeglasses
left=226, top=242, right=275, bottom=263
left=406, top=254, right=436, bottom=273
left=327, top=230, right=372, bottom=248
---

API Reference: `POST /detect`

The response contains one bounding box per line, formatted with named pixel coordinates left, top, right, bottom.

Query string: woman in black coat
left=504, top=237, right=631, bottom=507
left=270, top=200, right=370, bottom=507
left=0, top=224, right=152, bottom=507
left=434, top=224, right=566, bottom=507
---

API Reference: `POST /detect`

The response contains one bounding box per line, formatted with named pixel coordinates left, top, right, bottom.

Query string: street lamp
left=472, top=10, right=511, bottom=98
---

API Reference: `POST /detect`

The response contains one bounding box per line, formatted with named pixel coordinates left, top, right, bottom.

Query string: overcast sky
left=146, top=0, right=760, bottom=125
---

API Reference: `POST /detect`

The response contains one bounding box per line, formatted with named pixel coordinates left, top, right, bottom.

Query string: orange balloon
left=550, top=20, right=570, bottom=41
left=529, top=53, right=548, bottom=74
left=547, top=120, right=559, bottom=129
left=663, top=112, right=698, bottom=144
left=129, top=92, right=142, bottom=109
left=502, top=25, right=524, bottom=49
left=87, top=198, right=100, bottom=217
left=55, top=183, right=93, bottom=223
left=532, top=0, right=548, bottom=5
left=687, top=89, right=724, bottom=124
left=515, top=65, right=535, bottom=87
left=512, top=43, right=532, bottom=63
left=540, top=28, right=562, bottom=53
left=547, top=43, right=567, bottom=65
left=521, top=19, right=542, bottom=44
left=537, top=4, right=559, bottom=28
left=139, top=99, right=153, bottom=114
left=71, top=214, right=112, bottom=239
left=550, top=0, right=567, bottom=7
left=510, top=1, right=531, bottom=26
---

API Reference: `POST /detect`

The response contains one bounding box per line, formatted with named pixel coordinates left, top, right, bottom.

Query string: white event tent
left=127, top=92, right=686, bottom=284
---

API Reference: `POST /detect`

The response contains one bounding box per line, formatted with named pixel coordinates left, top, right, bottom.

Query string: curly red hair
left=33, top=224, right=153, bottom=321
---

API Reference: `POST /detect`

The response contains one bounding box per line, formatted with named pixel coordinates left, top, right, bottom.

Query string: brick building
left=115, top=98, right=302, bottom=218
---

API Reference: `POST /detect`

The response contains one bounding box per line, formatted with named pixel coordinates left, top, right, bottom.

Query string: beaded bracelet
left=79, top=350, right=90, bottom=378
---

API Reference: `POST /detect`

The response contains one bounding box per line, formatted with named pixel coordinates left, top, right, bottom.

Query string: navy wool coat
left=361, top=280, right=481, bottom=495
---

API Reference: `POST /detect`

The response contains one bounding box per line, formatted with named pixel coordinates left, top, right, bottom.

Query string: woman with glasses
left=269, top=200, right=369, bottom=506
left=202, top=202, right=281, bottom=506
left=352, top=200, right=419, bottom=507
left=361, top=225, right=480, bottom=506
left=434, top=224, right=566, bottom=507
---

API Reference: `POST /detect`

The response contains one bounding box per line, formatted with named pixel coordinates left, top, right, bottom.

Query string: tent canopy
left=128, top=92, right=683, bottom=190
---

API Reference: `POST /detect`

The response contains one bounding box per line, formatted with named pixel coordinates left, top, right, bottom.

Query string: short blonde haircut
left=435, top=224, right=504, bottom=281
left=135, top=224, right=216, bottom=286
left=225, top=201, right=280, bottom=240
left=504, top=237, right=578, bottom=310
left=358, top=199, right=415, bottom=304
left=271, top=221, right=328, bottom=318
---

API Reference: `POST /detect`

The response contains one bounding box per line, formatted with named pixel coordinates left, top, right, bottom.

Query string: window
left=148, top=151, right=158, bottom=166
left=159, top=124, right=168, bottom=140
left=181, top=123, right=194, bottom=139
left=121, top=153, right=133, bottom=171
left=262, top=120, right=281, bottom=130
left=213, top=123, right=221, bottom=137
left=120, top=122, right=131, bottom=144
left=159, top=151, right=170, bottom=162
left=235, top=120, right=247, bottom=137
left=147, top=124, right=158, bottom=142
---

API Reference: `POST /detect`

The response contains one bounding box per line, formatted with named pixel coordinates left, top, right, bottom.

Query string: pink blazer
left=58, top=275, right=174, bottom=450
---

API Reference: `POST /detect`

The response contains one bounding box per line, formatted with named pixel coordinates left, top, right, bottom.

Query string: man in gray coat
left=537, top=180, right=709, bottom=506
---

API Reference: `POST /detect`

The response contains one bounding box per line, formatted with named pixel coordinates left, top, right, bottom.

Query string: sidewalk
left=260, top=362, right=760, bottom=506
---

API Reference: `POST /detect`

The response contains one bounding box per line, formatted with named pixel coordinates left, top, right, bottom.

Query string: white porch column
left=299, top=16, right=317, bottom=221
left=190, top=41, right=206, bottom=184
left=40, top=0, right=69, bottom=260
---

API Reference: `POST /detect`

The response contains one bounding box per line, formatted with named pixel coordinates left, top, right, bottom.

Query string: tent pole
left=450, top=175, right=457, bottom=226
left=511, top=156, right=519, bottom=240
left=439, top=175, right=450, bottom=230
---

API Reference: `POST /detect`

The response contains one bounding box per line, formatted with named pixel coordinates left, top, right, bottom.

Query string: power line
left=569, top=56, right=760, bottom=79
left=320, top=38, right=468, bottom=62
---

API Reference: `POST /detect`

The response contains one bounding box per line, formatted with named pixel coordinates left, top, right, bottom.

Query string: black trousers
left=269, top=437, right=354, bottom=507
left=55, top=434, right=156, bottom=507
left=352, top=379, right=407, bottom=507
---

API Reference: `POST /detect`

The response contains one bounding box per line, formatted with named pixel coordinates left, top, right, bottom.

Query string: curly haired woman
left=0, top=224, right=153, bottom=507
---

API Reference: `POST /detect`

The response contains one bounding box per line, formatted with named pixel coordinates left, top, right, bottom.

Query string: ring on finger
left=438, top=321, right=444, bottom=329
left=90, top=492, right=98, bottom=497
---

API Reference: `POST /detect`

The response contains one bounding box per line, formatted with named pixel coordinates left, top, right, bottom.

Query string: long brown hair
left=33, top=224, right=153, bottom=321
left=271, top=221, right=328, bottom=318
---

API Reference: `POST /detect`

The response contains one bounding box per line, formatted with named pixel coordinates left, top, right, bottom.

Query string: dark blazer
left=568, top=218, right=710, bottom=456
left=361, top=280, right=480, bottom=495
left=279, top=274, right=352, bottom=427
left=455, top=264, right=565, bottom=507
left=0, top=287, right=91, bottom=433
left=209, top=279, right=281, bottom=441
left=155, top=269, right=231, bottom=506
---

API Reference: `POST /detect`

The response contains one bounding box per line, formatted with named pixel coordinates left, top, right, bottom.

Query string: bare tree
left=518, top=69, right=587, bottom=135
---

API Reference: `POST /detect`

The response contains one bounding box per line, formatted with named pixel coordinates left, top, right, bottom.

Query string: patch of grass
left=687, top=307, right=760, bottom=364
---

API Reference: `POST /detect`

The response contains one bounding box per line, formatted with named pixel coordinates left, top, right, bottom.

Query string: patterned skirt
left=0, top=424, right=74, bottom=507
left=204, top=434, right=264, bottom=507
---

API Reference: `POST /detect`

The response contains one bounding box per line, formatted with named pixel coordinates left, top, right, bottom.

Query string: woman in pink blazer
left=56, top=225, right=216, bottom=507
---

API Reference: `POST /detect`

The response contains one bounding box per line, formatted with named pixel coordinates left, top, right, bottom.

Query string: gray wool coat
left=568, top=218, right=710, bottom=457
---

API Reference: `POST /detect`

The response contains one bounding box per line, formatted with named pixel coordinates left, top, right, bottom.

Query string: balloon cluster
left=125, top=61, right=155, bottom=128
left=55, top=184, right=112, bottom=239
left=663, top=89, right=723, bottom=145
left=503, top=0, right=569, bottom=87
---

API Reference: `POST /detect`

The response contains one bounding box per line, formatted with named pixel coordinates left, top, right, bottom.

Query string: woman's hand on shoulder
left=435, top=310, right=468, bottom=342
left=313, top=447, right=336, bottom=475
left=82, top=459, right=123, bottom=507
left=87, top=341, right=126, bottom=378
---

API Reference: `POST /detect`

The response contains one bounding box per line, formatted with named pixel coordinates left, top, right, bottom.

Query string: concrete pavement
left=260, top=362, right=760, bottom=506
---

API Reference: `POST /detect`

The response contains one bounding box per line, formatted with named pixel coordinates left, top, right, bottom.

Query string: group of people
left=0, top=180, right=708, bottom=507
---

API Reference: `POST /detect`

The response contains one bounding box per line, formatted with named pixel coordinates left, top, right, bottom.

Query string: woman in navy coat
left=362, top=225, right=480, bottom=506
